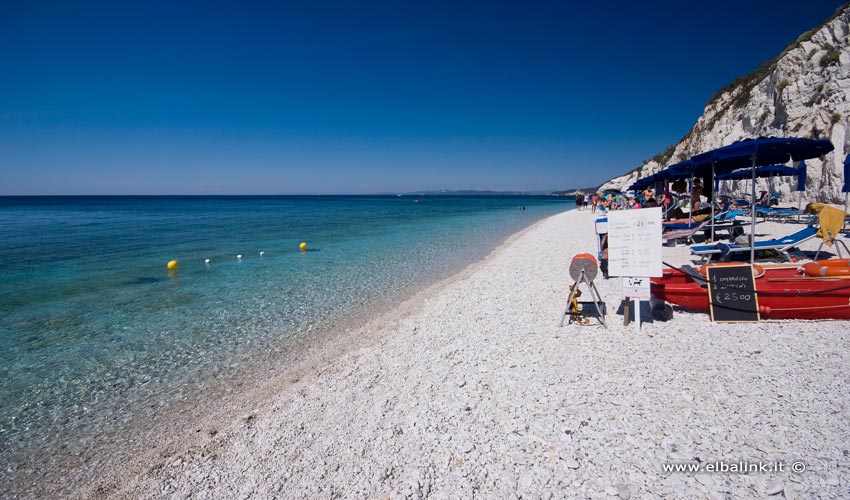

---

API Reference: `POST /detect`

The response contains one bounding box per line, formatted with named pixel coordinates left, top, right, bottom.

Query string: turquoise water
left=0, top=195, right=570, bottom=491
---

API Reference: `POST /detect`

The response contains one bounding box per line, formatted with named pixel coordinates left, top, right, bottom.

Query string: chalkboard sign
left=706, top=265, right=760, bottom=322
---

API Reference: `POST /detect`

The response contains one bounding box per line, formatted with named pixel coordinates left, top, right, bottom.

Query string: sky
left=0, top=0, right=846, bottom=195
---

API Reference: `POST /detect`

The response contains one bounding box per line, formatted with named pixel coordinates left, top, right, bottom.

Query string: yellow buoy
left=299, top=242, right=307, bottom=252
left=167, top=260, right=179, bottom=270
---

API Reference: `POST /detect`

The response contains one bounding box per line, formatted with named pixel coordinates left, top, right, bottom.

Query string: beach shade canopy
left=629, top=168, right=678, bottom=191
left=628, top=159, right=699, bottom=191
left=715, top=164, right=801, bottom=181
left=629, top=172, right=663, bottom=191
left=843, top=154, right=850, bottom=193
left=714, top=164, right=803, bottom=192
left=689, top=137, right=833, bottom=263
left=628, top=176, right=650, bottom=191
left=664, top=159, right=700, bottom=178
left=690, top=137, right=834, bottom=174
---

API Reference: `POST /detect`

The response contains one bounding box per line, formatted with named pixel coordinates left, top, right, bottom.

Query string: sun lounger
left=756, top=206, right=806, bottom=222
left=663, top=210, right=746, bottom=243
left=662, top=220, right=709, bottom=245
left=690, top=226, right=818, bottom=262
left=717, top=209, right=746, bottom=221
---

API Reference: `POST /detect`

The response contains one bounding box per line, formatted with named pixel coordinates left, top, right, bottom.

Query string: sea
left=0, top=195, right=571, bottom=494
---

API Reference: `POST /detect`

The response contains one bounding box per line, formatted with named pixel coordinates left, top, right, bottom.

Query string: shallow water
left=0, top=195, right=570, bottom=493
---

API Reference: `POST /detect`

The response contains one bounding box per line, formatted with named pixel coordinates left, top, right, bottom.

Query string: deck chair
left=690, top=225, right=818, bottom=262
left=664, top=210, right=744, bottom=241
left=756, top=206, right=805, bottom=222
left=717, top=209, right=746, bottom=221
left=808, top=204, right=850, bottom=260
left=662, top=219, right=709, bottom=245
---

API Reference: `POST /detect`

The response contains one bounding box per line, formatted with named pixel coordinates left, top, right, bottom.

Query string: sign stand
left=634, top=299, right=641, bottom=332
left=607, top=208, right=663, bottom=332
left=622, top=276, right=650, bottom=332
left=623, top=299, right=642, bottom=331
left=561, top=267, right=607, bottom=328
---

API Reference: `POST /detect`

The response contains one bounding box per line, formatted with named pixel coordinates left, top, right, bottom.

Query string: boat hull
left=651, top=265, right=850, bottom=320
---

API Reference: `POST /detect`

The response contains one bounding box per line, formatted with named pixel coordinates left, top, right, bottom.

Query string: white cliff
left=600, top=4, right=850, bottom=203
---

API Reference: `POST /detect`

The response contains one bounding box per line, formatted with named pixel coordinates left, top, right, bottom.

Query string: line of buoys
left=171, top=243, right=311, bottom=271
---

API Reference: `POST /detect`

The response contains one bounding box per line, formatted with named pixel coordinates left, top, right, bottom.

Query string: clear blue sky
left=1, top=0, right=846, bottom=194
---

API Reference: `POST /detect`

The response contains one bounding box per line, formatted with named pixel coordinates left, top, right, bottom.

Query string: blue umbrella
left=689, top=137, right=833, bottom=261
left=691, top=137, right=833, bottom=174
left=715, top=164, right=801, bottom=181
left=715, top=164, right=802, bottom=204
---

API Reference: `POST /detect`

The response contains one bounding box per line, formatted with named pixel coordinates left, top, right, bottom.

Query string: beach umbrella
left=689, top=137, right=834, bottom=262
left=664, top=159, right=718, bottom=239
left=714, top=164, right=800, bottom=181
left=714, top=164, right=802, bottom=214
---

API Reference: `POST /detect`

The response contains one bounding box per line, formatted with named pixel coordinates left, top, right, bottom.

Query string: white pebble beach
left=87, top=208, right=849, bottom=499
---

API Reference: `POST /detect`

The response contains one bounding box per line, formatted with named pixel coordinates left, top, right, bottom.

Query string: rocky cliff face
left=600, top=4, right=850, bottom=203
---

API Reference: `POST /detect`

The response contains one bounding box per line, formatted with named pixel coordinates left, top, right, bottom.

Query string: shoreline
left=27, top=209, right=568, bottom=499
left=41, top=208, right=850, bottom=498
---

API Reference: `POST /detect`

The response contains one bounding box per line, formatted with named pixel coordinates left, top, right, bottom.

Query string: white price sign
left=607, top=207, right=662, bottom=278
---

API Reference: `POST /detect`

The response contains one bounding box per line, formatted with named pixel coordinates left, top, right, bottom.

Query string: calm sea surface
left=0, top=195, right=570, bottom=492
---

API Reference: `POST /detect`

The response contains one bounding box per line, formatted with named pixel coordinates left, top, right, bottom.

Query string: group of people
left=580, top=188, right=660, bottom=213
left=581, top=177, right=745, bottom=220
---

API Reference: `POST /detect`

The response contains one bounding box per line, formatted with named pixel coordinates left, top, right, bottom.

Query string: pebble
left=756, top=444, right=780, bottom=454
left=765, top=479, right=784, bottom=495
left=566, top=458, right=581, bottom=470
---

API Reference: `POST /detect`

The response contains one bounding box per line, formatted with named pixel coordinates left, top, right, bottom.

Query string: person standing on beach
left=575, top=192, right=584, bottom=211
left=691, top=179, right=704, bottom=212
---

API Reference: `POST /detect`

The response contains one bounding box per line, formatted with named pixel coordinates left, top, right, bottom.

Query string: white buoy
left=237, top=254, right=243, bottom=261
left=259, top=251, right=265, bottom=257
left=204, top=258, right=211, bottom=265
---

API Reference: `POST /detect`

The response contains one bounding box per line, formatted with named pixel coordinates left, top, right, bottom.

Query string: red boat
left=651, top=262, right=850, bottom=320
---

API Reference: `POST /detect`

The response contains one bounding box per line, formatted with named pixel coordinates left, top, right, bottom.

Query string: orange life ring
left=813, top=259, right=850, bottom=268
left=699, top=263, right=765, bottom=279
left=801, top=260, right=850, bottom=277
